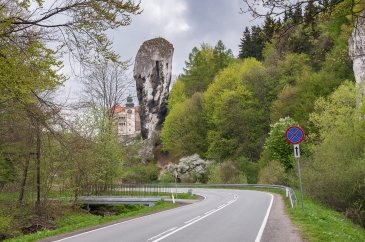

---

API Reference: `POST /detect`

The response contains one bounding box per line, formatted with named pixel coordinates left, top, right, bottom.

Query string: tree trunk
left=35, top=120, right=41, bottom=211
left=18, top=156, right=30, bottom=206
left=18, top=124, right=34, bottom=206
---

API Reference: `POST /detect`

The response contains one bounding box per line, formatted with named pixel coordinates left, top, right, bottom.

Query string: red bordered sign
left=285, top=126, right=305, bottom=144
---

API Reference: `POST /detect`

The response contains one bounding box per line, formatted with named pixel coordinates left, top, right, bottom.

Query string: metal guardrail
left=79, top=196, right=166, bottom=207
left=154, top=183, right=297, bottom=208
left=78, top=183, right=297, bottom=208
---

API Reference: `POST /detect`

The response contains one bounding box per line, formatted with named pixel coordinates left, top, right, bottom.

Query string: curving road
left=54, top=189, right=273, bottom=242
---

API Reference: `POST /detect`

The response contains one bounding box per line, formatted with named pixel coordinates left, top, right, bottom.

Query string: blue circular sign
left=285, top=126, right=305, bottom=144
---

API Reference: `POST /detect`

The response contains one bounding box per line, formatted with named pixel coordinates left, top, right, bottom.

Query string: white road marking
left=147, top=227, right=177, bottom=241
left=254, top=193, right=274, bottom=242
left=184, top=216, right=201, bottom=224
left=218, top=204, right=225, bottom=209
left=54, top=194, right=205, bottom=242
left=151, top=194, right=238, bottom=242
left=204, top=209, right=216, bottom=215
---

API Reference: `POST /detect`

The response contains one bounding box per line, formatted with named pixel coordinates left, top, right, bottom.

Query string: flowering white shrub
left=160, top=154, right=212, bottom=183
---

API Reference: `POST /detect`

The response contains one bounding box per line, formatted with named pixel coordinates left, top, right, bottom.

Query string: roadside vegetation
left=3, top=201, right=176, bottom=242
left=160, top=0, right=365, bottom=233
left=288, top=195, right=365, bottom=242
left=1, top=0, right=365, bottom=240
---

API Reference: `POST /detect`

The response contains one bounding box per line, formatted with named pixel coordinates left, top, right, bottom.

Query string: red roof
left=111, top=104, right=125, bottom=113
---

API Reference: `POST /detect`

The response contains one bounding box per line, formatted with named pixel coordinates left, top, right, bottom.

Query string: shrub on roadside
left=259, top=117, right=299, bottom=171
left=160, top=154, right=212, bottom=183
left=207, top=160, right=247, bottom=184
left=258, top=160, right=289, bottom=185
left=304, top=82, right=365, bottom=226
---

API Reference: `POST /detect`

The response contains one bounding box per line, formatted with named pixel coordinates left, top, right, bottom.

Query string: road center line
left=151, top=194, right=238, bottom=242
left=184, top=216, right=201, bottom=224
left=204, top=209, right=216, bottom=215
left=147, top=227, right=177, bottom=241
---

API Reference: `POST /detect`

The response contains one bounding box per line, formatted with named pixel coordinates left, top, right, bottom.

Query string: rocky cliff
left=133, top=38, right=174, bottom=139
left=349, top=10, right=365, bottom=92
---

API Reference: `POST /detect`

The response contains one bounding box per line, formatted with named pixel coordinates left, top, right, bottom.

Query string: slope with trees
left=161, top=0, right=365, bottom=227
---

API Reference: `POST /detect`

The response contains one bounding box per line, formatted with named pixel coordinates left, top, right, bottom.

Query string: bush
left=258, top=160, right=289, bottom=185
left=237, top=156, right=259, bottom=184
left=304, top=82, right=365, bottom=226
left=122, top=162, right=159, bottom=183
left=158, top=170, right=175, bottom=183
left=161, top=154, right=212, bottom=183
left=208, top=160, right=247, bottom=184
left=0, top=214, right=13, bottom=239
left=260, top=117, right=300, bottom=171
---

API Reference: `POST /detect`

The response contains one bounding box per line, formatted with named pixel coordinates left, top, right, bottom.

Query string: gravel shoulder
left=261, top=193, right=306, bottom=242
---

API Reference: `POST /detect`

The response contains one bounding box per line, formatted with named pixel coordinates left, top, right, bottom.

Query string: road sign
left=293, top=144, right=300, bottom=158
left=286, top=125, right=305, bottom=210
left=285, top=126, right=305, bottom=144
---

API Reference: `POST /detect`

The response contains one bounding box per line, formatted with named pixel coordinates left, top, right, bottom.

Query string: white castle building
left=112, top=95, right=141, bottom=142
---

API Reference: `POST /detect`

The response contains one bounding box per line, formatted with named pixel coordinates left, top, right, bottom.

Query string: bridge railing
left=79, top=184, right=173, bottom=197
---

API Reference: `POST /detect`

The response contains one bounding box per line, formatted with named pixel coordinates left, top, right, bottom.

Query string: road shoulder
left=261, top=193, right=306, bottom=242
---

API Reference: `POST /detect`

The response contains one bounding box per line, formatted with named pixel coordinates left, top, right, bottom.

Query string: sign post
left=285, top=126, right=305, bottom=210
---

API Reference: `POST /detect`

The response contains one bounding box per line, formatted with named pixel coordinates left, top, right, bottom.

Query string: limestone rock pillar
left=133, top=38, right=174, bottom=139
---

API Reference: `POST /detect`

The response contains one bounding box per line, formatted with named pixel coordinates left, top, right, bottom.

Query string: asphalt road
left=54, top=189, right=273, bottom=242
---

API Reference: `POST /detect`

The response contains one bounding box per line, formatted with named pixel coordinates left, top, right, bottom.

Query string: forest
left=0, top=0, right=365, bottom=239
left=161, top=0, right=365, bottom=228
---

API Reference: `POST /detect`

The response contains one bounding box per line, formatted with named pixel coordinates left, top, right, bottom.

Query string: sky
left=60, top=0, right=262, bottom=101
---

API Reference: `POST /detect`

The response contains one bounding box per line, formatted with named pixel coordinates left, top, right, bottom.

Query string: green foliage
left=4, top=202, right=176, bottom=242
left=304, top=82, right=365, bottom=224
left=239, top=26, right=265, bottom=60
left=0, top=213, right=13, bottom=238
left=288, top=195, right=365, bottom=242
left=239, top=16, right=281, bottom=60
left=208, top=160, right=247, bottom=184
left=258, top=160, right=289, bottom=185
left=0, top=41, right=63, bottom=104
left=161, top=93, right=207, bottom=159
left=158, top=171, right=175, bottom=183
left=122, top=162, right=159, bottom=183
left=0, top=1, right=141, bottom=64
left=204, top=59, right=266, bottom=160
left=237, top=156, right=259, bottom=184
left=181, top=41, right=233, bottom=96
left=167, top=79, right=186, bottom=111
left=268, top=0, right=354, bottom=128
left=270, top=50, right=351, bottom=128
left=260, top=117, right=298, bottom=170
left=206, top=87, right=261, bottom=159
left=0, top=155, right=16, bottom=188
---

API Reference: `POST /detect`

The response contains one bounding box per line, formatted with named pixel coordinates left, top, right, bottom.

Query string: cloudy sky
left=61, top=0, right=262, bottom=100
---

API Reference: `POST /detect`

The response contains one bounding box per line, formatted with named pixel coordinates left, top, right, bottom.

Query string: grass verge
left=207, top=186, right=365, bottom=241
left=4, top=201, right=177, bottom=242
left=286, top=195, right=365, bottom=242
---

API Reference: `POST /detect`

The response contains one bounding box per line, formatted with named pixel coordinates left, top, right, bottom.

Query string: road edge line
left=254, top=193, right=274, bottom=242
left=53, top=195, right=206, bottom=242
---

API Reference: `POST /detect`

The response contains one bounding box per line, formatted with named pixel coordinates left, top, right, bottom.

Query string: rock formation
left=349, top=10, right=365, bottom=93
left=133, top=38, right=174, bottom=139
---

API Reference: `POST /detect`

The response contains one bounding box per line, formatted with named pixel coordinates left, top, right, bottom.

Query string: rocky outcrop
left=349, top=10, right=365, bottom=92
left=133, top=38, right=174, bottom=139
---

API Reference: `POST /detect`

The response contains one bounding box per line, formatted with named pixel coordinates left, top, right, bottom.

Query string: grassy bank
left=4, top=201, right=177, bottom=242
left=287, top=195, right=365, bottom=242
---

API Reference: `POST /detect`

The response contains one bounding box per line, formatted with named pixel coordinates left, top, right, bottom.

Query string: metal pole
left=296, top=157, right=304, bottom=210
left=174, top=169, right=178, bottom=199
